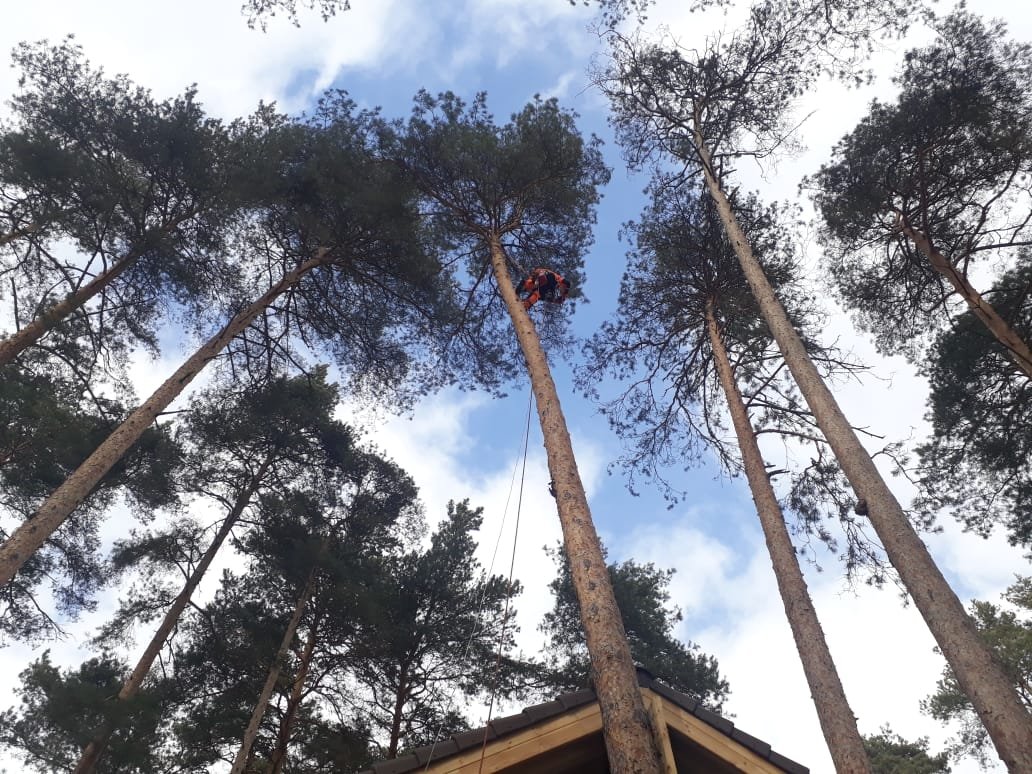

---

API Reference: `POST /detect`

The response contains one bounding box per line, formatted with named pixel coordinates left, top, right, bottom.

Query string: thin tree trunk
left=0, top=247, right=143, bottom=366
left=705, top=302, right=872, bottom=773
left=268, top=614, right=319, bottom=774
left=487, top=235, right=663, bottom=774
left=72, top=454, right=275, bottom=774
left=694, top=128, right=1032, bottom=772
left=0, top=221, right=40, bottom=249
left=901, top=222, right=1032, bottom=379
left=0, top=249, right=329, bottom=587
left=230, top=566, right=319, bottom=774
left=387, top=669, right=409, bottom=759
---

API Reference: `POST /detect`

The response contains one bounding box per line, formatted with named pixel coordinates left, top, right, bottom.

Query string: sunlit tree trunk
left=0, top=249, right=329, bottom=587
left=487, top=234, right=663, bottom=774
left=230, top=566, right=319, bottom=774
left=901, top=221, right=1032, bottom=379
left=694, top=123, right=1032, bottom=773
left=71, top=454, right=275, bottom=774
left=706, top=301, right=872, bottom=773
left=0, top=247, right=143, bottom=367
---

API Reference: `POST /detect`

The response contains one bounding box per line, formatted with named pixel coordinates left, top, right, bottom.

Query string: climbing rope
left=477, top=394, right=532, bottom=774
left=420, top=392, right=533, bottom=772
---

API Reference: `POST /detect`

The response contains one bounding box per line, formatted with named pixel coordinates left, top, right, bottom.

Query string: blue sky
left=2, top=1, right=1032, bottom=772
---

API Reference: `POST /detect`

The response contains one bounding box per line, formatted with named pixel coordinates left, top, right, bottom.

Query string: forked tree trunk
left=230, top=566, right=319, bottom=774
left=72, top=455, right=275, bottom=774
left=0, top=246, right=144, bottom=366
left=268, top=615, right=319, bottom=774
left=487, top=235, right=663, bottom=774
left=693, top=127, right=1032, bottom=772
left=0, top=249, right=329, bottom=587
left=901, top=222, right=1032, bottom=379
left=705, top=302, right=872, bottom=774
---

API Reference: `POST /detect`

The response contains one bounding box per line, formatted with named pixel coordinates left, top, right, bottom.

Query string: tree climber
left=517, top=267, right=570, bottom=309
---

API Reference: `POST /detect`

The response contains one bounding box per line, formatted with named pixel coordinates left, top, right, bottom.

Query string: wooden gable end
left=419, top=687, right=799, bottom=774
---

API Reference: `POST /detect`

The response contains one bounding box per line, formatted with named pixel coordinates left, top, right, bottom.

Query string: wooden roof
left=361, top=669, right=808, bottom=774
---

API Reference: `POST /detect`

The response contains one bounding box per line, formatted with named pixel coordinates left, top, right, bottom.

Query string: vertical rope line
left=476, top=393, right=533, bottom=774
left=421, top=393, right=533, bottom=771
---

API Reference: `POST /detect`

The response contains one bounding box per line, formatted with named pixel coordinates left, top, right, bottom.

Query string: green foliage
left=0, top=350, right=180, bottom=641
left=582, top=181, right=886, bottom=581
left=349, top=500, right=534, bottom=757
left=915, top=261, right=1032, bottom=545
left=0, top=38, right=254, bottom=365
left=922, top=578, right=1032, bottom=767
left=863, top=725, right=950, bottom=774
left=0, top=651, right=174, bottom=773
left=241, top=0, right=349, bottom=30
left=389, top=90, right=610, bottom=387
left=809, top=11, right=1032, bottom=358
left=540, top=546, right=729, bottom=710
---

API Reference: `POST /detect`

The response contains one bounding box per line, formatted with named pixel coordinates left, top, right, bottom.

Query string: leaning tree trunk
left=268, top=614, right=319, bottom=774
left=0, top=249, right=330, bottom=587
left=705, top=302, right=872, bottom=774
left=693, top=126, right=1032, bottom=772
left=901, top=222, right=1032, bottom=379
left=0, top=221, right=40, bottom=249
left=72, top=454, right=275, bottom=774
left=230, top=566, right=319, bottom=774
left=0, top=245, right=144, bottom=366
left=0, top=213, right=193, bottom=367
left=487, top=235, right=663, bottom=774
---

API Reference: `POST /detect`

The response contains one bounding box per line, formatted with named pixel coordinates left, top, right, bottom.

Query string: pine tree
left=810, top=12, right=1032, bottom=377
left=72, top=369, right=365, bottom=774
left=0, top=651, right=175, bottom=773
left=349, top=500, right=530, bottom=759
left=1, top=344, right=180, bottom=642
left=915, top=260, right=1032, bottom=547
left=600, top=4, right=1032, bottom=768
left=541, top=547, right=728, bottom=708
left=391, top=90, right=664, bottom=772
left=0, top=40, right=256, bottom=371
left=584, top=181, right=873, bottom=770
left=0, top=91, right=455, bottom=594
left=923, top=578, right=1032, bottom=768
left=863, top=726, right=951, bottom=774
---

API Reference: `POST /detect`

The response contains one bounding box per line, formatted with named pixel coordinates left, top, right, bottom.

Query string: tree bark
left=387, top=669, right=409, bottom=759
left=0, top=249, right=329, bottom=587
left=268, top=613, right=319, bottom=774
left=901, top=222, right=1032, bottom=379
left=71, top=454, right=275, bottom=774
left=694, top=128, right=1032, bottom=773
left=230, top=566, right=319, bottom=774
left=487, top=235, right=663, bottom=774
left=705, top=302, right=872, bottom=774
left=0, top=221, right=40, bottom=249
left=0, top=246, right=143, bottom=367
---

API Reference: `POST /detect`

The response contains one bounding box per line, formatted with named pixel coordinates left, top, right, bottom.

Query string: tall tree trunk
left=387, top=668, right=409, bottom=759
left=0, top=249, right=329, bottom=587
left=72, top=454, right=275, bottom=774
left=230, top=566, right=319, bottom=774
left=693, top=127, right=1032, bottom=772
left=487, top=235, right=663, bottom=774
left=0, top=246, right=143, bottom=366
left=705, top=301, right=872, bottom=773
left=901, top=222, right=1032, bottom=379
left=268, top=614, right=319, bottom=774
